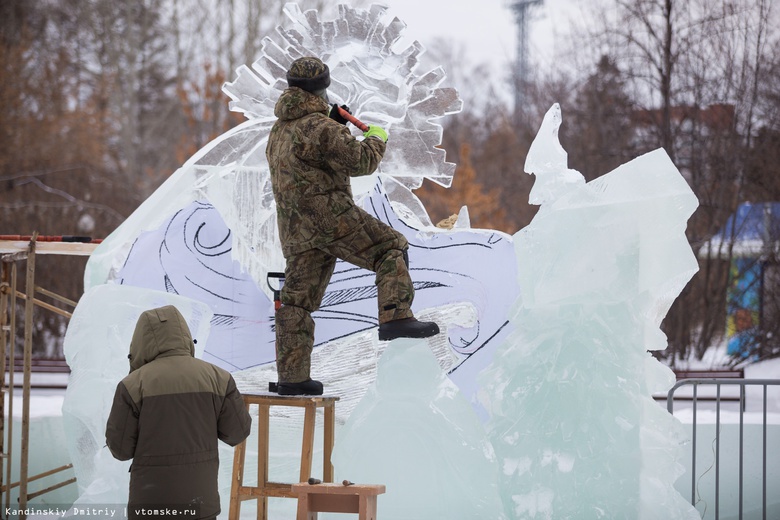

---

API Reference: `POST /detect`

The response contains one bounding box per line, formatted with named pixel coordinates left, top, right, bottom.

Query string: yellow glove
left=363, top=125, right=388, bottom=142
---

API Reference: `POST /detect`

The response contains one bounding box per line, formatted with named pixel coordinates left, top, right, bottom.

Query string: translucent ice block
left=331, top=338, right=506, bottom=520
left=480, top=105, right=701, bottom=519
left=61, top=284, right=212, bottom=504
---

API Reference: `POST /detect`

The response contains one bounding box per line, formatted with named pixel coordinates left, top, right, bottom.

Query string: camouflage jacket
left=266, top=87, right=386, bottom=256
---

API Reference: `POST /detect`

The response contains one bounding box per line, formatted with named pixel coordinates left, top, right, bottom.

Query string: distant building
left=702, top=202, right=780, bottom=359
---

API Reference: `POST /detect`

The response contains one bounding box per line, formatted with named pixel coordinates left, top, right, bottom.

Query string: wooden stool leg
left=228, top=402, right=250, bottom=520
left=358, top=495, right=378, bottom=520
left=299, top=403, right=316, bottom=482
left=296, top=492, right=317, bottom=520
left=258, top=403, right=270, bottom=520
left=323, top=402, right=335, bottom=482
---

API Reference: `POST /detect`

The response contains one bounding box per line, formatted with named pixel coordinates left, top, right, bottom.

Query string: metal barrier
left=667, top=378, right=780, bottom=520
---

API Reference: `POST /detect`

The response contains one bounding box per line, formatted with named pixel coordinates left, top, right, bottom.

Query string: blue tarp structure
left=709, top=202, right=780, bottom=257
left=713, top=202, right=780, bottom=357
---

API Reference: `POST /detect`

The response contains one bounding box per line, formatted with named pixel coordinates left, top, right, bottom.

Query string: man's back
left=106, top=306, right=251, bottom=519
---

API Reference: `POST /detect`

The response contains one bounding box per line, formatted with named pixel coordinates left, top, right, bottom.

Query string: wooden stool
left=292, top=483, right=386, bottom=520
left=229, top=392, right=339, bottom=520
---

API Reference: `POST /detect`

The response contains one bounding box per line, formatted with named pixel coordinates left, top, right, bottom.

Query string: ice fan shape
left=224, top=3, right=462, bottom=190
left=89, top=2, right=461, bottom=286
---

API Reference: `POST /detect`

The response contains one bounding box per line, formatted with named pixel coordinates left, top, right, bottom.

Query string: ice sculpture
left=524, top=104, right=585, bottom=205
left=478, top=104, right=701, bottom=519
left=83, top=2, right=516, bottom=401
left=61, top=4, right=704, bottom=520
left=66, top=2, right=517, bottom=515
left=115, top=183, right=516, bottom=376
left=87, top=2, right=462, bottom=292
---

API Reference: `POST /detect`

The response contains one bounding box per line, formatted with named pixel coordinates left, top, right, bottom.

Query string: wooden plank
left=240, top=482, right=296, bottom=498
left=20, top=233, right=37, bottom=510
left=296, top=495, right=310, bottom=520
left=292, top=484, right=384, bottom=520
left=25, top=477, right=77, bottom=500
left=323, top=403, right=335, bottom=482
left=291, top=483, right=386, bottom=496
left=359, top=495, right=378, bottom=520
left=34, top=286, right=77, bottom=308
left=0, top=240, right=98, bottom=256
left=0, top=262, right=8, bottom=503
left=257, top=403, right=270, bottom=520
left=241, top=392, right=339, bottom=407
left=228, top=402, right=248, bottom=520
left=4, top=262, right=17, bottom=511
left=299, top=404, right=316, bottom=483
left=0, top=463, right=73, bottom=492
left=308, top=493, right=359, bottom=513
left=14, top=291, right=72, bottom=319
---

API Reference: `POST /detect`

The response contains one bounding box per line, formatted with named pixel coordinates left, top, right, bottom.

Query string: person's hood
left=274, top=87, right=329, bottom=121
left=128, top=305, right=195, bottom=372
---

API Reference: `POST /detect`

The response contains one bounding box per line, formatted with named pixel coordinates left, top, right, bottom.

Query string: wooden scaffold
left=0, top=233, right=100, bottom=515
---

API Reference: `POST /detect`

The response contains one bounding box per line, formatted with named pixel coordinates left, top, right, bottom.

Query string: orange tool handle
left=337, top=106, right=369, bottom=132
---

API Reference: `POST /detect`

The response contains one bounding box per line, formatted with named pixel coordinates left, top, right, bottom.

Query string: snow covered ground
left=6, top=356, right=778, bottom=519
left=2, top=388, right=76, bottom=511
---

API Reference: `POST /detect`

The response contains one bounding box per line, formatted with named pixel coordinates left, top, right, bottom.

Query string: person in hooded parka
left=106, top=305, right=251, bottom=520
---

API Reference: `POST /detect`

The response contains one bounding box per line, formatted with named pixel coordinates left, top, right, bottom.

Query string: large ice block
left=331, top=339, right=505, bottom=520
left=111, top=178, right=517, bottom=385
left=480, top=105, right=701, bottom=519
left=61, top=284, right=212, bottom=505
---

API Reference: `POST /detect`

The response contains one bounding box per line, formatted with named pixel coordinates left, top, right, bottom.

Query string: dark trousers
left=276, top=207, right=414, bottom=382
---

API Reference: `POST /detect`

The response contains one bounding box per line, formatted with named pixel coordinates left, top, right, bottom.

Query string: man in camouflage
left=266, top=56, right=440, bottom=395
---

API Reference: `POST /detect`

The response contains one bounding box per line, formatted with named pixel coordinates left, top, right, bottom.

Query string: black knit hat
left=286, top=57, right=330, bottom=94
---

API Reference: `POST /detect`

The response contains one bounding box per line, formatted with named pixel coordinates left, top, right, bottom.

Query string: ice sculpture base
left=331, top=338, right=506, bottom=520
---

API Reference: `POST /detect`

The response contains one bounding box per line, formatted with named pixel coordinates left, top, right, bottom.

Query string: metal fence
left=667, top=378, right=780, bottom=520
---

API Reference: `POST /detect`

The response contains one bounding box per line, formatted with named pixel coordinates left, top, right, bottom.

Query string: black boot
left=378, top=317, right=440, bottom=341
left=272, top=379, right=324, bottom=396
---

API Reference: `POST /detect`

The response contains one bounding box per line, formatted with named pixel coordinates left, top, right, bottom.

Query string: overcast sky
left=379, top=0, right=581, bottom=71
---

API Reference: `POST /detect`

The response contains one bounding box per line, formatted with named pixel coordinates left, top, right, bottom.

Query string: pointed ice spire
left=524, top=103, right=584, bottom=205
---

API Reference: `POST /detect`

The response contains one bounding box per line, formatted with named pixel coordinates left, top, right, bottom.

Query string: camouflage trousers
left=275, top=207, right=415, bottom=383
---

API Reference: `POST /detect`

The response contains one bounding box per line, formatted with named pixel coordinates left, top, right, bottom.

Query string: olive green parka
left=106, top=306, right=251, bottom=519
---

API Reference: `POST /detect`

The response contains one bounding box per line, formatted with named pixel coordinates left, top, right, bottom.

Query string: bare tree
left=565, top=55, right=636, bottom=180
left=567, top=0, right=780, bottom=363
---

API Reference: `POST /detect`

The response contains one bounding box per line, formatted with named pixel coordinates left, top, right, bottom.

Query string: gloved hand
left=363, top=125, right=388, bottom=143
left=329, top=104, right=351, bottom=125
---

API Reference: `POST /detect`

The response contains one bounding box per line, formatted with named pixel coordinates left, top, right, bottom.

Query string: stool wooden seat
left=229, top=392, right=339, bottom=520
left=292, top=483, right=386, bottom=520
